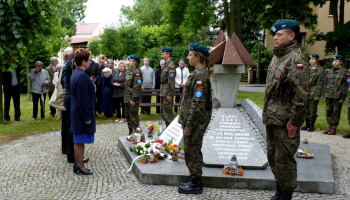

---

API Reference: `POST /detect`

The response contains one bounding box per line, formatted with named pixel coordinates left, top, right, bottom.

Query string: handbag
left=49, top=69, right=66, bottom=111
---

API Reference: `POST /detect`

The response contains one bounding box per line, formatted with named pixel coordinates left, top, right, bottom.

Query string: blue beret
left=189, top=43, right=210, bottom=57
left=128, top=54, right=140, bottom=63
left=161, top=47, right=173, bottom=53
left=308, top=54, right=319, bottom=59
left=331, top=55, right=344, bottom=61
left=271, top=19, right=299, bottom=35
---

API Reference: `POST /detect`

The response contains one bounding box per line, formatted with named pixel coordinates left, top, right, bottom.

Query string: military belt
left=310, top=83, right=317, bottom=86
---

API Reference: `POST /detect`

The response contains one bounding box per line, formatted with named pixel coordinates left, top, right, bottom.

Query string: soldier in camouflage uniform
left=301, top=54, right=324, bottom=132
left=177, top=43, right=213, bottom=195
left=323, top=55, right=348, bottom=135
left=263, top=20, right=310, bottom=200
left=160, top=47, right=176, bottom=127
left=124, top=54, right=143, bottom=135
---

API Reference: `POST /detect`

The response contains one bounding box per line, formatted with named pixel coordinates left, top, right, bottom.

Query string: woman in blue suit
left=70, top=48, right=96, bottom=175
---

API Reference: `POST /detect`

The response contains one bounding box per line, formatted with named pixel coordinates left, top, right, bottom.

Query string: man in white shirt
left=140, top=57, right=155, bottom=114
left=174, top=59, right=189, bottom=113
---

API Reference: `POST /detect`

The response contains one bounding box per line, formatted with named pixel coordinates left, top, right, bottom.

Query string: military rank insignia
left=275, top=75, right=280, bottom=79
left=195, top=89, right=202, bottom=97
left=297, top=64, right=303, bottom=69
left=196, top=81, right=202, bottom=85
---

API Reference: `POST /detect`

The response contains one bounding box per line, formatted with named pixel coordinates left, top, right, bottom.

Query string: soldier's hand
left=142, top=86, right=144, bottom=90
left=183, top=130, right=191, bottom=136
left=85, top=121, right=91, bottom=125
left=130, top=101, right=135, bottom=107
left=323, top=98, right=326, bottom=101
left=287, top=124, right=298, bottom=138
left=339, top=100, right=344, bottom=104
left=314, top=98, right=319, bottom=101
left=167, top=95, right=172, bottom=103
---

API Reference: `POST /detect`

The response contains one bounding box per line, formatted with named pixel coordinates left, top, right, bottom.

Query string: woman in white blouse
left=53, top=64, right=63, bottom=119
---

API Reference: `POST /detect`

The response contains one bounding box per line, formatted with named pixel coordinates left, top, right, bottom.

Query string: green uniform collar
left=273, top=41, right=297, bottom=58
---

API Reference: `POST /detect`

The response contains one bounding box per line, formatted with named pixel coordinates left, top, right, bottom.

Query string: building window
left=329, top=1, right=336, bottom=16
left=297, top=32, right=306, bottom=46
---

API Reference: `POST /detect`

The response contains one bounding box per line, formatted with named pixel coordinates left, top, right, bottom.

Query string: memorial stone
left=159, top=115, right=183, bottom=146
left=202, top=108, right=268, bottom=169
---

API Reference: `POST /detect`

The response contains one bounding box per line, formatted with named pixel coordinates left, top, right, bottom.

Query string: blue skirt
left=73, top=132, right=94, bottom=144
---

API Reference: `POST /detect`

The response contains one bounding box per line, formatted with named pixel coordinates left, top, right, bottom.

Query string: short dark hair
left=285, top=26, right=300, bottom=40
left=74, top=48, right=90, bottom=66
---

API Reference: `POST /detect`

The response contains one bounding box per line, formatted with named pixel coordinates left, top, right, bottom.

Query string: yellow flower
left=169, top=145, right=175, bottom=151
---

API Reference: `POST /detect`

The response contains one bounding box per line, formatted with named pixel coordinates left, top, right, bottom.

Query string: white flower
left=143, top=147, right=148, bottom=152
left=140, top=150, right=144, bottom=154
left=153, top=149, right=160, bottom=154
left=148, top=147, right=152, bottom=152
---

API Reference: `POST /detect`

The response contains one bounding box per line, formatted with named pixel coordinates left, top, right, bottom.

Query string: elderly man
left=28, top=61, right=50, bottom=119
left=140, top=57, right=155, bottom=114
left=46, top=57, right=58, bottom=117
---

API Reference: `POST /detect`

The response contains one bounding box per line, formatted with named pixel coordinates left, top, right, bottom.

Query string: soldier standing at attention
left=124, top=54, right=143, bottom=135
left=300, top=54, right=324, bottom=132
left=263, top=20, right=309, bottom=200
left=323, top=55, right=348, bottom=135
left=160, top=47, right=176, bottom=127
left=178, top=44, right=213, bottom=194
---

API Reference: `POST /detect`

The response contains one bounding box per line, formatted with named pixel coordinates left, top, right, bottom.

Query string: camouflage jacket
left=178, top=65, right=212, bottom=133
left=160, top=59, right=176, bottom=97
left=262, top=42, right=310, bottom=127
left=308, top=66, right=324, bottom=100
left=323, top=67, right=349, bottom=100
left=124, top=67, right=143, bottom=103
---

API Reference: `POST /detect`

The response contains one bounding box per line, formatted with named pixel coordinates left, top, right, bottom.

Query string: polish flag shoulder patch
left=297, top=64, right=303, bottom=69
left=196, top=81, right=202, bottom=85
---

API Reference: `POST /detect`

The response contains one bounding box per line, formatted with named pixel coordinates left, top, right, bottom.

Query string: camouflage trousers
left=305, top=99, right=320, bottom=121
left=326, top=98, right=343, bottom=125
left=125, top=103, right=139, bottom=130
left=183, top=127, right=205, bottom=178
left=266, top=125, right=300, bottom=192
left=160, top=96, right=174, bottom=126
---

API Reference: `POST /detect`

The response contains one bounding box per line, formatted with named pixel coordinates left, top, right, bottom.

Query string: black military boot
left=307, top=120, right=315, bottom=132
left=280, top=190, right=293, bottom=200
left=178, top=177, right=203, bottom=194
left=343, top=133, right=350, bottom=138
left=128, top=128, right=133, bottom=135
left=270, top=183, right=282, bottom=200
left=300, top=120, right=310, bottom=130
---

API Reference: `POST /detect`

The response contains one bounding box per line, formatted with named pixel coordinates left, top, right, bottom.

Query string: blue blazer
left=70, top=68, right=96, bottom=134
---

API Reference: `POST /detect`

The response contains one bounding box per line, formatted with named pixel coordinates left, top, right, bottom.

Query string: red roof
left=76, top=23, right=100, bottom=34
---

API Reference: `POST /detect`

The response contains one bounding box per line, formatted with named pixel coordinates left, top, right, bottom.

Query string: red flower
left=133, top=141, right=137, bottom=144
left=150, top=126, right=154, bottom=130
left=163, top=142, right=167, bottom=146
left=156, top=140, right=163, bottom=143
left=141, top=139, right=145, bottom=142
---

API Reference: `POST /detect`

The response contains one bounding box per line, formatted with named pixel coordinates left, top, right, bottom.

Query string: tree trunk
left=0, top=70, right=3, bottom=122
left=234, top=0, right=242, bottom=40
left=223, top=0, right=231, bottom=36
left=26, top=51, right=31, bottom=102
left=229, top=0, right=235, bottom=36
left=331, top=0, right=339, bottom=29
left=339, top=0, right=344, bottom=25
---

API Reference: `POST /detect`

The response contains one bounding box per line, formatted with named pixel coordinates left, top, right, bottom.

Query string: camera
left=102, top=56, right=105, bottom=59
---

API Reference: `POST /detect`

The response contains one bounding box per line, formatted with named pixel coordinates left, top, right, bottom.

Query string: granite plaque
left=159, top=115, right=183, bottom=146
left=202, top=108, right=268, bottom=169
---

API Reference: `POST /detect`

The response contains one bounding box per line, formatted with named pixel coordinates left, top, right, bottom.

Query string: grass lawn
left=1, top=90, right=348, bottom=144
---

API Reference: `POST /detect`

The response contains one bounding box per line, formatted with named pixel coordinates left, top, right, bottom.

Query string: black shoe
left=343, top=133, right=350, bottom=138
left=270, top=183, right=282, bottom=200
left=178, top=177, right=203, bottom=194
left=83, top=157, right=89, bottom=163
left=280, top=190, right=293, bottom=200
left=15, top=119, right=22, bottom=121
left=301, top=120, right=310, bottom=130
left=67, top=158, right=75, bottom=163
left=307, top=120, right=315, bottom=132
left=128, top=128, right=133, bottom=136
left=180, top=181, right=192, bottom=187
left=73, top=163, right=93, bottom=175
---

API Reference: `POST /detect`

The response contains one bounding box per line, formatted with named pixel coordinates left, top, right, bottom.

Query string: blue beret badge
left=195, top=91, right=202, bottom=98
left=137, top=79, right=142, bottom=84
left=170, top=72, right=174, bottom=77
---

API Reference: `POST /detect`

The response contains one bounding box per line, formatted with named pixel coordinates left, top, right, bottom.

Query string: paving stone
left=0, top=121, right=348, bottom=199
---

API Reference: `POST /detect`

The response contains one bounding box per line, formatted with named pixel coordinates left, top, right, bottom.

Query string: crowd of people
left=2, top=18, right=350, bottom=198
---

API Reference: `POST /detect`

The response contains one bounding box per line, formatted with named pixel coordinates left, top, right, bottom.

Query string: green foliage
left=88, top=39, right=101, bottom=57
left=121, top=0, right=165, bottom=26
left=59, top=0, right=88, bottom=37
left=241, top=9, right=262, bottom=53
left=99, top=25, right=119, bottom=59
left=249, top=43, right=273, bottom=70
left=307, top=21, right=350, bottom=59
left=245, top=0, right=322, bottom=31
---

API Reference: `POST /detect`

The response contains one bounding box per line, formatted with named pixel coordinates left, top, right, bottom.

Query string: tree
left=121, top=0, right=165, bottom=27
left=222, top=0, right=243, bottom=40
left=0, top=0, right=64, bottom=121
left=88, top=38, right=101, bottom=57
left=249, top=43, right=273, bottom=70
left=307, top=0, right=350, bottom=58
left=59, top=0, right=88, bottom=37
left=99, top=25, right=119, bottom=59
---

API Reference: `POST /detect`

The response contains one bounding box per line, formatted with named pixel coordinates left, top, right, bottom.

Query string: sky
left=83, top=0, right=134, bottom=26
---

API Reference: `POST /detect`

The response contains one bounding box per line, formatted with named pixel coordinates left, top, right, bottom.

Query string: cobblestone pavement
left=0, top=122, right=349, bottom=200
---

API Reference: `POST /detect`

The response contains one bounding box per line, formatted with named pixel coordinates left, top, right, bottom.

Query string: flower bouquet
left=145, top=121, right=159, bottom=135
left=295, top=149, right=314, bottom=159
left=164, top=139, right=183, bottom=161
left=222, top=166, right=244, bottom=176
left=129, top=139, right=168, bottom=159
